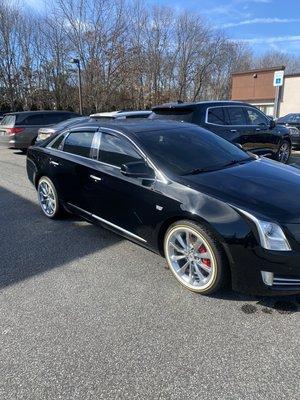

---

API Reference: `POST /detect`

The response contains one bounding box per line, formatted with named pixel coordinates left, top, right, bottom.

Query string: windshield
left=138, top=127, right=254, bottom=175
left=150, top=108, right=194, bottom=122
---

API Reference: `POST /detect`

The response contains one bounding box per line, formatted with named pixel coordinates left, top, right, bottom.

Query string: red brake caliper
left=198, top=244, right=211, bottom=268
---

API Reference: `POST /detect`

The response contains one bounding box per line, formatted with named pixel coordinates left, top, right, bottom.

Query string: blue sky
left=24, top=0, right=300, bottom=55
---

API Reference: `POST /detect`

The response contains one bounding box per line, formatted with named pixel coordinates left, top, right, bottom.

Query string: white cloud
left=234, top=35, right=300, bottom=44
left=223, top=17, right=300, bottom=28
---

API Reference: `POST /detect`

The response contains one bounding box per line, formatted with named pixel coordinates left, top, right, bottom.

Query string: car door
left=81, top=130, right=163, bottom=241
left=222, top=106, right=251, bottom=149
left=243, top=107, right=280, bottom=156
left=46, top=128, right=99, bottom=211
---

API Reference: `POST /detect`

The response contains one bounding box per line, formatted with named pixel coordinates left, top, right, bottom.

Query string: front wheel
left=276, top=140, right=291, bottom=163
left=37, top=176, right=62, bottom=219
left=164, top=220, right=228, bottom=294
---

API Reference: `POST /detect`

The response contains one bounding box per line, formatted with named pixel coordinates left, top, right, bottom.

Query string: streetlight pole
left=70, top=58, right=83, bottom=115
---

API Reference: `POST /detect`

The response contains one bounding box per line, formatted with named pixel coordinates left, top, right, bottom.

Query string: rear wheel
left=164, top=220, right=228, bottom=294
left=276, top=140, right=291, bottom=163
left=37, top=176, right=62, bottom=219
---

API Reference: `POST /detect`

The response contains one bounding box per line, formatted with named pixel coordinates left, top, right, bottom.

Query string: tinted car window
left=99, top=133, right=142, bottom=167
left=63, top=131, right=95, bottom=158
left=44, top=113, right=70, bottom=124
left=227, top=107, right=247, bottom=125
left=51, top=134, right=65, bottom=150
left=246, top=108, right=267, bottom=125
left=51, top=117, right=87, bottom=131
left=138, top=127, right=253, bottom=175
left=150, top=108, right=194, bottom=122
left=207, top=107, right=228, bottom=125
left=22, top=114, right=45, bottom=125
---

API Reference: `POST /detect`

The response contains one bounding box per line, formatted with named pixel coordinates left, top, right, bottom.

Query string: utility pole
left=70, top=58, right=83, bottom=114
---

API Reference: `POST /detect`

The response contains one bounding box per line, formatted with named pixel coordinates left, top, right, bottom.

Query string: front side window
left=246, top=108, right=268, bottom=125
left=98, top=133, right=142, bottom=167
left=207, top=107, right=228, bottom=125
left=63, top=131, right=95, bottom=158
left=227, top=107, right=247, bottom=125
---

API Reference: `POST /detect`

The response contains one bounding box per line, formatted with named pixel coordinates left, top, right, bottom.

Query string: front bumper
left=229, top=245, right=300, bottom=296
left=291, top=135, right=300, bottom=147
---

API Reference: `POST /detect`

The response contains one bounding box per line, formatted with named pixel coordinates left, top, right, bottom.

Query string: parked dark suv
left=0, top=110, right=80, bottom=151
left=276, top=113, right=300, bottom=149
left=151, top=101, right=292, bottom=163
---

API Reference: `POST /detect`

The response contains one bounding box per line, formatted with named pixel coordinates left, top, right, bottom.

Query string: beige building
left=231, top=67, right=300, bottom=117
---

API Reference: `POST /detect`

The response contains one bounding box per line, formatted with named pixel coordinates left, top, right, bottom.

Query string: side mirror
left=269, top=118, right=276, bottom=129
left=121, top=161, right=155, bottom=179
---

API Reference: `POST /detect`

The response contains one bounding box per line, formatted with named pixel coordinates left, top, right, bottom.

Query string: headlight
left=236, top=208, right=291, bottom=251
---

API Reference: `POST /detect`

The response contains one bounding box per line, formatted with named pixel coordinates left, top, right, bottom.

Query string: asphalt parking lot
left=0, top=148, right=299, bottom=400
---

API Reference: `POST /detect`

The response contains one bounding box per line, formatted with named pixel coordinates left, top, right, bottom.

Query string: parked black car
left=151, top=101, right=292, bottom=163
left=0, top=110, right=81, bottom=151
left=27, top=120, right=300, bottom=296
left=276, top=113, right=300, bottom=149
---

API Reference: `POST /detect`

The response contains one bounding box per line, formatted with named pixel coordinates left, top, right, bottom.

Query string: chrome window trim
left=205, top=105, right=269, bottom=128
left=67, top=203, right=147, bottom=243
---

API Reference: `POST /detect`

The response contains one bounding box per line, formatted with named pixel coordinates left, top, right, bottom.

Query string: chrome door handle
left=90, top=175, right=102, bottom=182
left=256, top=128, right=261, bottom=131
left=49, top=160, right=59, bottom=166
left=230, top=129, right=237, bottom=133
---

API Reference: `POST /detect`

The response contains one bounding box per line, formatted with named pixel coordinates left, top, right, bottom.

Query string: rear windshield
left=138, top=126, right=253, bottom=175
left=150, top=108, right=194, bottom=123
left=0, top=115, right=16, bottom=126
left=51, top=117, right=87, bottom=130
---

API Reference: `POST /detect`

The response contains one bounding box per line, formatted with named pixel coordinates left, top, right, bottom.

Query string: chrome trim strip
left=273, top=277, right=300, bottom=282
left=67, top=203, right=147, bottom=243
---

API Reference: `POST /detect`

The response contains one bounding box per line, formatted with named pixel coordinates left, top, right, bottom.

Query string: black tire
left=164, top=220, right=229, bottom=295
left=37, top=176, right=63, bottom=219
left=276, top=140, right=291, bottom=164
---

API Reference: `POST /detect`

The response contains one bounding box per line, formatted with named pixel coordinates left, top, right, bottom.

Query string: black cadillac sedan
left=26, top=120, right=300, bottom=296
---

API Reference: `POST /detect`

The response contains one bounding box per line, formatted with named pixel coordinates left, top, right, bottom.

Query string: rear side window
left=63, top=131, right=95, bottom=158
left=150, top=108, right=194, bottom=122
left=44, top=113, right=70, bottom=125
left=22, top=114, right=45, bottom=125
left=98, top=133, right=142, bottom=167
left=207, top=107, right=228, bottom=125
left=0, top=115, right=16, bottom=126
left=245, top=108, right=268, bottom=125
left=227, top=107, right=247, bottom=125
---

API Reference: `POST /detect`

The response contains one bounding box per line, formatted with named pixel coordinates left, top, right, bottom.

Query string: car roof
left=68, top=119, right=199, bottom=139
left=152, top=100, right=249, bottom=110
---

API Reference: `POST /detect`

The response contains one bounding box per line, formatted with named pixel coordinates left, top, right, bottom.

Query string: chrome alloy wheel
left=165, top=226, right=217, bottom=291
left=38, top=179, right=57, bottom=217
left=278, top=142, right=290, bottom=163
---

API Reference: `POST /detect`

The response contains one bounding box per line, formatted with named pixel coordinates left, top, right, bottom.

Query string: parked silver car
left=0, top=110, right=80, bottom=151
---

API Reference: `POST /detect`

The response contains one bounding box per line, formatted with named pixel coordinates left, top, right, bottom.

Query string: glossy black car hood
left=179, top=158, right=300, bottom=223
